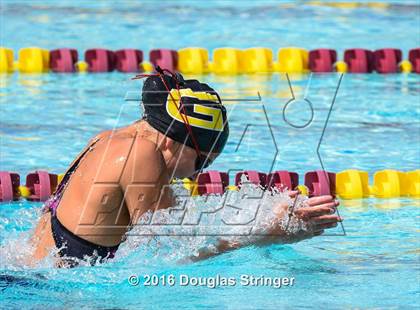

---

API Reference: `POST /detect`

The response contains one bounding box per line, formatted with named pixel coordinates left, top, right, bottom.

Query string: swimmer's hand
left=294, top=195, right=341, bottom=235
left=273, top=195, right=341, bottom=242
left=190, top=194, right=341, bottom=262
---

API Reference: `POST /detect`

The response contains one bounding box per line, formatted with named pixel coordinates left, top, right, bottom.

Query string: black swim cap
left=141, top=73, right=229, bottom=153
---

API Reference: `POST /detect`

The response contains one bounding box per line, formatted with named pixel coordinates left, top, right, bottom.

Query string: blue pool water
left=1, top=1, right=420, bottom=309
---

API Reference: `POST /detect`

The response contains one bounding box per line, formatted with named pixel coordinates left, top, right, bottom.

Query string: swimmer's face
left=166, top=139, right=218, bottom=178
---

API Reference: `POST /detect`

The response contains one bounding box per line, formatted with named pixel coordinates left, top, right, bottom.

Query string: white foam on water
left=0, top=176, right=311, bottom=270
left=116, top=176, right=312, bottom=263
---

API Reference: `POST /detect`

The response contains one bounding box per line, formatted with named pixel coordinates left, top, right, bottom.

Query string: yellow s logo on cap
left=166, top=88, right=224, bottom=131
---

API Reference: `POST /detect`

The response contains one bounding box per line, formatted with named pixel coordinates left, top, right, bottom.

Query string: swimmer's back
left=56, top=129, right=170, bottom=247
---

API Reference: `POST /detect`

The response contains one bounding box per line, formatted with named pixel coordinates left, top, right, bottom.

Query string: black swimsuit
left=44, top=139, right=119, bottom=266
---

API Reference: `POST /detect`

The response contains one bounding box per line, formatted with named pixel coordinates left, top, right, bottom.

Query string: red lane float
left=115, top=49, right=143, bottom=72
left=26, top=171, right=58, bottom=202
left=0, top=172, right=20, bottom=202
left=373, top=48, right=402, bottom=73
left=50, top=48, right=78, bottom=73
left=304, top=170, right=336, bottom=197
left=309, top=49, right=337, bottom=72
left=196, top=170, right=229, bottom=195
left=85, top=49, right=116, bottom=72
left=235, top=171, right=267, bottom=188
left=409, top=48, right=420, bottom=73
left=344, top=49, right=374, bottom=73
left=267, top=170, right=299, bottom=191
left=149, top=49, right=178, bottom=72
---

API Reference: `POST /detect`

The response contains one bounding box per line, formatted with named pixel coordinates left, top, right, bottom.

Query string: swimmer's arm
left=119, top=139, right=174, bottom=223
left=190, top=195, right=341, bottom=261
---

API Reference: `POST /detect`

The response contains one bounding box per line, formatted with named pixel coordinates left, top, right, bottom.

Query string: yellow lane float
left=210, top=48, right=244, bottom=74
left=0, top=47, right=14, bottom=73
left=18, top=47, right=50, bottom=73
left=178, top=47, right=210, bottom=74
left=296, top=184, right=309, bottom=196
left=334, top=60, right=348, bottom=73
left=18, top=185, right=31, bottom=198
left=275, top=47, right=309, bottom=73
left=372, top=169, right=408, bottom=198
left=141, top=61, right=154, bottom=72
left=57, top=173, right=65, bottom=185
left=75, top=60, right=88, bottom=72
left=399, top=60, right=412, bottom=73
left=241, top=47, right=273, bottom=73
left=336, top=169, right=370, bottom=199
left=405, top=170, right=419, bottom=198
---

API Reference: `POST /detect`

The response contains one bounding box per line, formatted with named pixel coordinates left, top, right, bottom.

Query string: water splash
left=0, top=178, right=311, bottom=270
left=116, top=177, right=311, bottom=263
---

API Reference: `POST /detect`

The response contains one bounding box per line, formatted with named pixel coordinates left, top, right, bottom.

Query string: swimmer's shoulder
left=122, top=136, right=167, bottom=175
left=89, top=123, right=141, bottom=144
left=89, top=129, right=114, bottom=143
left=95, top=134, right=167, bottom=182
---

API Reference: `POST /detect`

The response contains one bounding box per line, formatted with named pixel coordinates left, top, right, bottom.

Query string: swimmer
left=30, top=68, right=341, bottom=266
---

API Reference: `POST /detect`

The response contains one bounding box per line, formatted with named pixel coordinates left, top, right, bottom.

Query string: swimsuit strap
left=45, top=137, right=102, bottom=214
left=61, top=137, right=102, bottom=186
